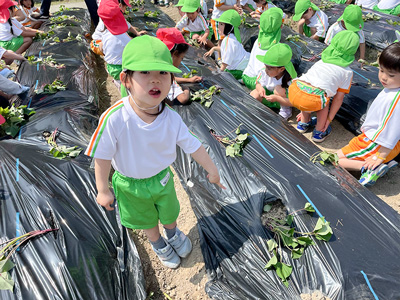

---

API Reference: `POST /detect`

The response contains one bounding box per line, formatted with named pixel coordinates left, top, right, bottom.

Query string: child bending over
left=86, top=36, right=225, bottom=269
left=250, top=0, right=277, bottom=20
left=293, top=0, right=328, bottom=41
left=337, top=42, right=400, bottom=186
left=14, top=0, right=43, bottom=29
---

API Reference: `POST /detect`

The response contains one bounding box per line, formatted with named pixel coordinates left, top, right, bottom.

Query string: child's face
left=178, top=7, right=185, bottom=17
left=125, top=71, right=172, bottom=109
left=119, top=3, right=127, bottom=13
left=172, top=51, right=186, bottom=68
left=186, top=11, right=198, bottom=22
left=218, top=22, right=225, bottom=36
left=255, top=1, right=266, bottom=7
left=265, top=65, right=285, bottom=79
left=379, top=65, right=400, bottom=89
left=301, top=8, right=314, bottom=20
left=22, top=0, right=32, bottom=8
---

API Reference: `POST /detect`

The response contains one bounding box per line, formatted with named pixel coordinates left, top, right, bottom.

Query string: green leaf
left=320, top=152, right=330, bottom=161
left=266, top=239, right=277, bottom=252
left=313, top=217, right=333, bottom=242
left=226, top=145, right=236, bottom=157
left=275, top=262, right=292, bottom=285
left=235, top=124, right=242, bottom=134
left=68, top=149, right=82, bottom=158
left=286, top=215, right=293, bottom=226
left=237, top=133, right=248, bottom=141
left=263, top=204, right=272, bottom=212
left=265, top=254, right=278, bottom=269
left=0, top=270, right=14, bottom=291
left=0, top=259, right=14, bottom=272
left=291, top=247, right=305, bottom=259
left=304, top=203, right=315, bottom=213
left=296, top=236, right=315, bottom=246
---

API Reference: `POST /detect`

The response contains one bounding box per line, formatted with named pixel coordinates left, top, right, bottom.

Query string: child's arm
left=265, top=85, right=292, bottom=106
left=323, top=91, right=345, bottom=132
left=175, top=88, right=190, bottom=104
left=2, top=50, right=26, bottom=61
left=21, top=26, right=43, bottom=37
left=176, top=75, right=202, bottom=83
left=362, top=146, right=392, bottom=171
left=128, top=26, right=147, bottom=36
left=191, top=146, right=225, bottom=189
left=14, top=10, right=25, bottom=22
left=198, top=28, right=210, bottom=45
left=204, top=46, right=220, bottom=57
left=359, top=42, right=366, bottom=61
left=94, top=158, right=115, bottom=211
left=220, top=62, right=228, bottom=71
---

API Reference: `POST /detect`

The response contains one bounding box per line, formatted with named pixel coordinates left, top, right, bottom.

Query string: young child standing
left=156, top=27, right=202, bottom=104
left=250, top=43, right=297, bottom=119
left=205, top=9, right=250, bottom=79
left=325, top=5, right=365, bottom=61
left=14, top=0, right=43, bottom=29
left=86, top=35, right=224, bottom=268
left=293, top=0, right=328, bottom=41
left=176, top=0, right=214, bottom=49
left=337, top=42, right=400, bottom=186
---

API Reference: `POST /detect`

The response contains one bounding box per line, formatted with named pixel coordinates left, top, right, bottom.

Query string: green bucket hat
left=121, top=36, right=181, bottom=97
left=293, top=0, right=319, bottom=22
left=181, top=0, right=200, bottom=13
left=215, top=9, right=242, bottom=43
left=259, top=7, right=283, bottom=50
left=321, top=30, right=360, bottom=67
left=175, top=0, right=185, bottom=7
left=256, top=43, right=297, bottom=79
left=338, top=4, right=364, bottom=32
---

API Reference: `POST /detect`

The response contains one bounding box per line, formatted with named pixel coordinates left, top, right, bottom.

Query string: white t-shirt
left=168, top=80, right=184, bottom=100
left=362, top=88, right=400, bottom=149
left=212, top=0, right=237, bottom=20
left=355, top=0, right=379, bottom=9
left=176, top=14, right=208, bottom=32
left=221, top=33, right=250, bottom=70
left=240, top=0, right=256, bottom=7
left=92, top=19, right=131, bottom=41
left=243, top=38, right=267, bottom=78
left=298, top=60, right=353, bottom=97
left=85, top=97, right=202, bottom=178
left=0, top=19, right=23, bottom=41
left=102, top=30, right=131, bottom=65
left=200, top=0, right=208, bottom=19
left=325, top=21, right=365, bottom=45
left=307, top=10, right=329, bottom=38
left=256, top=2, right=276, bottom=13
left=255, top=68, right=283, bottom=91
left=377, top=0, right=400, bottom=9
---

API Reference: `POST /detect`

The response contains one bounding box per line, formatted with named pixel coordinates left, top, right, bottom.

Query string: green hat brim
left=293, top=3, right=319, bottom=21
left=258, top=30, right=281, bottom=50
left=321, top=47, right=355, bottom=67
left=256, top=54, right=297, bottom=79
left=124, top=62, right=182, bottom=73
left=337, top=15, right=363, bottom=32
left=181, top=5, right=198, bottom=12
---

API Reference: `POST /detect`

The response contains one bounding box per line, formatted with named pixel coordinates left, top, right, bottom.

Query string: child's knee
left=24, top=36, right=32, bottom=43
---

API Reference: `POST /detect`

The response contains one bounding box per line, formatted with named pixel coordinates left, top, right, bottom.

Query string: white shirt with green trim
left=362, top=88, right=400, bottom=149
left=298, top=60, right=353, bottom=98
left=200, top=0, right=208, bottom=19
left=243, top=38, right=267, bottom=78
left=85, top=96, right=202, bottom=179
left=212, top=0, right=237, bottom=20
left=377, top=0, right=400, bottom=9
left=92, top=19, right=131, bottom=41
left=102, top=30, right=131, bottom=65
left=0, top=19, right=23, bottom=41
left=221, top=33, right=250, bottom=70
left=176, top=14, right=208, bottom=32
left=255, top=68, right=283, bottom=91
left=355, top=0, right=378, bottom=9
left=168, top=80, right=184, bottom=100
left=307, top=10, right=329, bottom=38
left=325, top=21, right=365, bottom=45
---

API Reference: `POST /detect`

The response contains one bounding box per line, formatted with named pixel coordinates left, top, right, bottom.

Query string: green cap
left=175, top=0, right=185, bottom=7
left=256, top=43, right=297, bottom=79
left=181, top=0, right=200, bottom=13
left=293, top=0, right=319, bottom=22
left=321, top=30, right=360, bottom=67
left=215, top=9, right=242, bottom=43
left=259, top=7, right=283, bottom=50
left=338, top=4, right=364, bottom=32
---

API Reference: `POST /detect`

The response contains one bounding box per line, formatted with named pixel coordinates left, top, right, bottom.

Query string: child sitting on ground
left=325, top=5, right=365, bottom=61
left=250, top=43, right=297, bottom=120
left=14, top=0, right=43, bottom=29
left=0, top=0, right=43, bottom=57
left=265, top=30, right=359, bottom=142
left=175, top=0, right=214, bottom=49
left=250, top=0, right=277, bottom=20
left=337, top=42, right=400, bottom=186
left=86, top=35, right=225, bottom=269
left=205, top=9, right=250, bottom=80
left=293, top=0, right=328, bottom=41
left=157, top=27, right=203, bottom=104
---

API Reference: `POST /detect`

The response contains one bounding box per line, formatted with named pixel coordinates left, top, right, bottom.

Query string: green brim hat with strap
left=175, top=0, right=185, bottom=7
left=181, top=0, right=200, bottom=13
left=259, top=7, right=283, bottom=50
left=120, top=35, right=181, bottom=97
left=338, top=4, right=364, bottom=32
left=256, top=43, right=297, bottom=79
left=293, top=0, right=319, bottom=21
left=321, top=30, right=360, bottom=67
left=215, top=9, right=242, bottom=43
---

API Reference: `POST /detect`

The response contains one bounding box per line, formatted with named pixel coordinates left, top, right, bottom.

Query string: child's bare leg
left=143, top=225, right=161, bottom=242
left=301, top=111, right=311, bottom=123
left=16, top=37, right=33, bottom=54
left=298, top=19, right=305, bottom=35
left=163, top=221, right=177, bottom=230
left=250, top=89, right=263, bottom=102
left=337, top=149, right=364, bottom=171
left=192, top=33, right=200, bottom=40
left=315, top=106, right=329, bottom=131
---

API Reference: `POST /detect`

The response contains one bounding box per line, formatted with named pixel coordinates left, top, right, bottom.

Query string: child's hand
left=198, top=35, right=207, bottom=45
left=204, top=49, right=213, bottom=57
left=265, top=94, right=279, bottom=102
left=138, top=30, right=147, bottom=35
left=207, top=173, right=226, bottom=189
left=188, top=75, right=202, bottom=83
left=362, top=156, right=384, bottom=171
left=97, top=190, right=115, bottom=211
left=256, top=85, right=266, bottom=99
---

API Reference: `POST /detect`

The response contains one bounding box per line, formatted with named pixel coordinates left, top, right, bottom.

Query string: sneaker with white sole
left=296, top=116, right=317, bottom=133
left=164, top=227, right=192, bottom=258
left=151, top=240, right=181, bottom=269
left=359, top=163, right=389, bottom=187
left=279, top=106, right=292, bottom=120
left=312, top=125, right=332, bottom=143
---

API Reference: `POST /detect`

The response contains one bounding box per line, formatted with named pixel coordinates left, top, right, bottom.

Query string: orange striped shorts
left=288, top=80, right=330, bottom=112
left=210, top=19, right=224, bottom=40
left=90, top=39, right=104, bottom=56
left=341, top=133, right=400, bottom=162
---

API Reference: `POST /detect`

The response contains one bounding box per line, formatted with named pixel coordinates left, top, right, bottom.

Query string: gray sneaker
left=164, top=227, right=192, bottom=258
left=152, top=240, right=180, bottom=269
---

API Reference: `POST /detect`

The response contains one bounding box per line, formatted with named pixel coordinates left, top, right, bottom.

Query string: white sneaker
left=164, top=227, right=192, bottom=258
left=151, top=239, right=181, bottom=269
left=279, top=106, right=292, bottom=120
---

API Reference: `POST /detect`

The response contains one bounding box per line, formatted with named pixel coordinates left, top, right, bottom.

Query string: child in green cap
left=293, top=0, right=328, bottom=41
left=176, top=0, right=214, bottom=49
left=337, top=42, right=400, bottom=186
left=250, top=43, right=297, bottom=120
left=175, top=0, right=186, bottom=17
left=325, top=5, right=366, bottom=61
left=373, top=0, right=400, bottom=16
left=250, top=0, right=281, bottom=20
left=204, top=9, right=250, bottom=79
left=85, top=35, right=225, bottom=269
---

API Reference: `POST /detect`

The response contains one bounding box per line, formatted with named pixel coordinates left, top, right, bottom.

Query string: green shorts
left=190, top=30, right=213, bottom=40
left=106, top=63, right=122, bottom=80
left=373, top=4, right=400, bottom=15
left=112, top=167, right=180, bottom=229
left=260, top=89, right=280, bottom=109
left=0, top=36, right=24, bottom=52
left=226, top=69, right=244, bottom=80
left=242, top=74, right=257, bottom=90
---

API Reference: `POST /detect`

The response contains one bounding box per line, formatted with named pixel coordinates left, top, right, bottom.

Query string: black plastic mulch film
left=1, top=9, right=145, bottom=300
left=133, top=3, right=400, bottom=300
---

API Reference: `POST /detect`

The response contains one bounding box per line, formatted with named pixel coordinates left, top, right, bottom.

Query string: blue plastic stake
left=220, top=99, right=236, bottom=116
left=252, top=135, right=274, bottom=159
left=16, top=158, right=19, bottom=182
left=361, top=271, right=379, bottom=300
left=296, top=185, right=323, bottom=218
left=181, top=62, right=190, bottom=72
